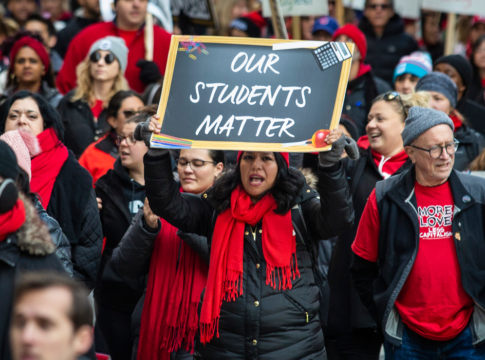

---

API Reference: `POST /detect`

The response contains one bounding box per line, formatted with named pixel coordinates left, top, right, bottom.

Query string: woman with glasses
left=57, top=36, right=129, bottom=158
left=79, top=90, right=145, bottom=186
left=325, top=91, right=428, bottom=360
left=109, top=148, right=225, bottom=360
left=0, top=32, right=62, bottom=108
left=94, top=112, right=152, bottom=360
left=415, top=72, right=485, bottom=171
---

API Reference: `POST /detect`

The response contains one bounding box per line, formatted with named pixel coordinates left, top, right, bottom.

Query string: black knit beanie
left=230, top=17, right=261, bottom=38
left=0, top=140, right=19, bottom=181
left=434, top=55, right=473, bottom=93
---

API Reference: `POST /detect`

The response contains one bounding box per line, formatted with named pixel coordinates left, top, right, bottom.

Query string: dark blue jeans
left=384, top=325, right=485, bottom=360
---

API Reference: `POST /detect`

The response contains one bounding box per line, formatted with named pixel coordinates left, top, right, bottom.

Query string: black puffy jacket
left=32, top=195, right=73, bottom=277
left=57, top=90, right=109, bottom=158
left=144, top=152, right=354, bottom=359
left=0, top=195, right=66, bottom=360
left=94, top=159, right=146, bottom=313
left=359, top=14, right=418, bottom=86
left=454, top=124, right=485, bottom=171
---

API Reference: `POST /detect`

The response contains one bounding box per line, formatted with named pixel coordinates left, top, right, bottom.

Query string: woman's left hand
left=319, top=130, right=359, bottom=166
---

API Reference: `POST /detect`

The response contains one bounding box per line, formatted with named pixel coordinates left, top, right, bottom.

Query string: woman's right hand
left=143, top=198, right=159, bottom=229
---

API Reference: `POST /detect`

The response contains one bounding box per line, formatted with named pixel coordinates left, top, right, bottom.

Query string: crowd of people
left=1, top=0, right=485, bottom=359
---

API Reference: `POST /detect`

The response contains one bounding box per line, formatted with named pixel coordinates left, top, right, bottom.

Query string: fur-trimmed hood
left=300, top=168, right=318, bottom=190
left=16, top=193, right=56, bottom=256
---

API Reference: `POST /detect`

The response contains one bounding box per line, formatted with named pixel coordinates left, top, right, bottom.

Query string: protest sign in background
left=151, top=36, right=353, bottom=152
left=262, top=0, right=328, bottom=17
left=171, top=0, right=218, bottom=27
left=421, top=0, right=485, bottom=16
left=344, top=0, right=420, bottom=18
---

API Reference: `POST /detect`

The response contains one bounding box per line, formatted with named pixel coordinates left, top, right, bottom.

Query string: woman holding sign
left=134, top=115, right=358, bottom=359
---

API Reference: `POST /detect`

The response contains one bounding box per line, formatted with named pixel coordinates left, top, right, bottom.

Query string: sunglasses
left=90, top=51, right=116, bottom=65
left=122, top=110, right=142, bottom=119
left=383, top=91, right=408, bottom=118
left=367, top=3, right=391, bottom=10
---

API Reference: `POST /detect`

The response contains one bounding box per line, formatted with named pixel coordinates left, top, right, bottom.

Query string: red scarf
left=200, top=186, right=299, bottom=344
left=357, top=63, right=372, bottom=78
left=371, top=149, right=408, bottom=179
left=357, top=135, right=370, bottom=149
left=138, top=189, right=209, bottom=359
left=450, top=114, right=463, bottom=131
left=30, top=129, right=68, bottom=208
left=0, top=199, right=26, bottom=242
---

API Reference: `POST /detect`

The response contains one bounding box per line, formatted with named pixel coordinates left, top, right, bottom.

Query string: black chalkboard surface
left=151, top=36, right=353, bottom=152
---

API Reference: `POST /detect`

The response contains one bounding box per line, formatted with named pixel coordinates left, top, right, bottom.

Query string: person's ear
left=72, top=325, right=93, bottom=356
left=405, top=146, right=415, bottom=164
left=106, top=116, right=118, bottom=130
left=214, top=163, right=224, bottom=179
left=47, top=35, right=57, bottom=49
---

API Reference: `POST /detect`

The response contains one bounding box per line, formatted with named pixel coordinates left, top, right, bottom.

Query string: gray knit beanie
left=415, top=72, right=458, bottom=109
left=402, top=106, right=454, bottom=147
left=88, top=36, right=128, bottom=72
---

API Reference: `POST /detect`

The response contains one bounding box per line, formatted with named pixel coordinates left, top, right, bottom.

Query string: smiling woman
left=133, top=114, right=358, bottom=359
left=57, top=36, right=129, bottom=158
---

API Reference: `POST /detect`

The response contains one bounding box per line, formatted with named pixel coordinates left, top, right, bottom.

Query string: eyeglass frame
left=176, top=159, right=217, bottom=169
left=116, top=133, right=137, bottom=147
left=383, top=91, right=408, bottom=118
left=410, top=139, right=460, bottom=159
left=121, top=110, right=142, bottom=119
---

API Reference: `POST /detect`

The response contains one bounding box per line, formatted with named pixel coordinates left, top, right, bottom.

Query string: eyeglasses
left=383, top=91, right=408, bottom=118
left=176, top=159, right=217, bottom=168
left=122, top=110, right=142, bottom=119
left=410, top=140, right=459, bottom=159
left=90, top=51, right=116, bottom=65
left=116, top=133, right=137, bottom=146
left=367, top=3, right=391, bottom=10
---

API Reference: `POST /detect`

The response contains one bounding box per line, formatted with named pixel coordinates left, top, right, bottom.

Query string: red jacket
left=79, top=135, right=117, bottom=187
left=56, top=21, right=172, bottom=94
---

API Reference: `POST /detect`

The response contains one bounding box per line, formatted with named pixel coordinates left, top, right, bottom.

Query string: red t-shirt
left=352, top=181, right=474, bottom=341
left=118, top=29, right=138, bottom=48
left=91, top=99, right=104, bottom=120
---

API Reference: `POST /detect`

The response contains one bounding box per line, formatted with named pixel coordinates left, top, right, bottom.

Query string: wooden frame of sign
left=171, top=0, right=218, bottom=28
left=152, top=36, right=354, bottom=152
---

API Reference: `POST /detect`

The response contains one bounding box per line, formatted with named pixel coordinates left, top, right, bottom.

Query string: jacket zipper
left=283, top=292, right=309, bottom=323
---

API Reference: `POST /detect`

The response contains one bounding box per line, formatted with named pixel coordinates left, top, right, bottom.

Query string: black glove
left=134, top=117, right=168, bottom=156
left=319, top=136, right=359, bottom=166
left=136, top=60, right=162, bottom=85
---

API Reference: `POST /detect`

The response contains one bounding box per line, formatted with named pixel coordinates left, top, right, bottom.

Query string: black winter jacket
left=350, top=168, right=485, bottom=347
left=47, top=151, right=102, bottom=290
left=342, top=72, right=391, bottom=137
left=325, top=147, right=412, bottom=336
left=0, top=195, right=66, bottom=360
left=0, top=82, right=63, bottom=109
left=359, top=14, right=418, bottom=86
left=144, top=152, right=354, bottom=360
left=454, top=124, right=485, bottom=171
left=94, top=159, right=145, bottom=313
left=57, top=90, right=109, bottom=158
left=32, top=195, right=73, bottom=277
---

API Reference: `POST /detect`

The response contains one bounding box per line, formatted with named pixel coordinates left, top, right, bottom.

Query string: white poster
left=262, top=0, right=328, bottom=17
left=343, top=0, right=364, bottom=11
left=421, top=0, right=485, bottom=16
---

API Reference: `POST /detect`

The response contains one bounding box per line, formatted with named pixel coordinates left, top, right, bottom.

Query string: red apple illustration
left=312, top=130, right=331, bottom=148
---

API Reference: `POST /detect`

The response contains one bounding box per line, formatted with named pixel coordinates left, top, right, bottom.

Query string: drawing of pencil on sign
left=152, top=36, right=354, bottom=152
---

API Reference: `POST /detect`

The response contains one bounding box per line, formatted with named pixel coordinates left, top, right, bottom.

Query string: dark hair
left=0, top=91, right=65, bottom=142
left=16, top=168, right=30, bottom=195
left=210, top=152, right=304, bottom=214
left=25, top=13, right=57, bottom=37
left=208, top=150, right=226, bottom=166
left=472, top=35, right=485, bottom=70
left=106, top=90, right=143, bottom=119
left=13, top=271, right=93, bottom=332
left=365, top=0, right=394, bottom=9
left=125, top=112, right=151, bottom=125
left=2, top=31, right=56, bottom=89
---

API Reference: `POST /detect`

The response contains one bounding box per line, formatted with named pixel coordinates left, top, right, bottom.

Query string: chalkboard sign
left=171, top=0, right=217, bottom=27
left=151, top=36, right=353, bottom=152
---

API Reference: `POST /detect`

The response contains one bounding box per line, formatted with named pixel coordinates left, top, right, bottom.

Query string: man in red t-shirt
left=57, top=0, right=171, bottom=94
left=351, top=106, right=485, bottom=358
